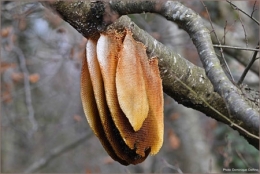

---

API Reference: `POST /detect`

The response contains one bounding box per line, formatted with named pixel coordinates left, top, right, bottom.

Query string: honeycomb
left=81, top=29, right=163, bottom=165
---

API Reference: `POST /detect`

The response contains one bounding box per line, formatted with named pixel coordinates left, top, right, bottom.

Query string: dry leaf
left=73, top=115, right=82, bottom=122
left=1, top=27, right=12, bottom=38
left=11, top=72, right=23, bottom=82
left=170, top=112, right=180, bottom=121
left=168, top=130, right=180, bottom=150
left=2, top=90, right=12, bottom=103
left=0, top=62, right=16, bottom=74
left=29, top=73, right=40, bottom=83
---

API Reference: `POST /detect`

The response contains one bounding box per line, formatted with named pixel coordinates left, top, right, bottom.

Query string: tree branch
left=43, top=0, right=259, bottom=149
left=12, top=46, right=38, bottom=138
left=238, top=42, right=259, bottom=85
left=205, top=19, right=259, bottom=75
left=213, top=44, right=260, bottom=52
left=226, top=0, right=259, bottom=25
left=157, top=1, right=259, bottom=134
left=201, top=1, right=234, bottom=82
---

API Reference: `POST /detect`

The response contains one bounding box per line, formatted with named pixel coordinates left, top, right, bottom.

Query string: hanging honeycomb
left=81, top=29, right=163, bottom=165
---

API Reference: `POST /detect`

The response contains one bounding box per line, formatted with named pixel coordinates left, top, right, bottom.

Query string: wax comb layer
left=81, top=29, right=164, bottom=165
left=88, top=37, right=148, bottom=164
left=80, top=45, right=128, bottom=165
left=116, top=32, right=149, bottom=131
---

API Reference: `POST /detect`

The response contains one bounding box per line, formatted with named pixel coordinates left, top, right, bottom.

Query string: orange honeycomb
left=81, top=29, right=163, bottom=165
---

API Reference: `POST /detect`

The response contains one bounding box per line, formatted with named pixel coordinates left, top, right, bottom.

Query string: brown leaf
left=1, top=27, right=12, bottom=38
left=11, top=72, right=24, bottom=82
left=18, top=18, right=27, bottom=31
left=73, top=115, right=82, bottom=122
left=168, top=130, right=180, bottom=150
left=0, top=62, right=16, bottom=73
left=170, top=112, right=180, bottom=121
left=2, top=90, right=12, bottom=103
left=29, top=73, right=40, bottom=83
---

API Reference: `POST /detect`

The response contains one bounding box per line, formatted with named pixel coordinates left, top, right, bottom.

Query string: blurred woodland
left=1, top=1, right=259, bottom=173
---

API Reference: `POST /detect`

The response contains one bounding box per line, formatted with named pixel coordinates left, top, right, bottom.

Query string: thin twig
left=226, top=0, right=259, bottom=25
left=206, top=18, right=259, bottom=75
left=223, top=20, right=227, bottom=45
left=23, top=132, right=92, bottom=173
left=250, top=1, right=257, bottom=17
left=201, top=1, right=234, bottom=82
left=237, top=42, right=259, bottom=85
left=235, top=149, right=250, bottom=168
left=12, top=46, right=38, bottom=137
left=236, top=9, right=248, bottom=47
left=6, top=1, right=39, bottom=138
left=213, top=44, right=259, bottom=52
left=161, top=159, right=183, bottom=174
left=221, top=20, right=236, bottom=45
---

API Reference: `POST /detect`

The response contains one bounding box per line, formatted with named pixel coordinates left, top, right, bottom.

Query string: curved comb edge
left=116, top=31, right=149, bottom=131
left=81, top=43, right=129, bottom=165
left=93, top=34, right=149, bottom=165
left=95, top=29, right=164, bottom=161
left=134, top=39, right=164, bottom=155
left=145, top=58, right=164, bottom=155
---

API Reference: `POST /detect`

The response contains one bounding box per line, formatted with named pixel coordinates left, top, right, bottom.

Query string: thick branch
left=44, top=0, right=259, bottom=149
left=156, top=1, right=259, bottom=134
